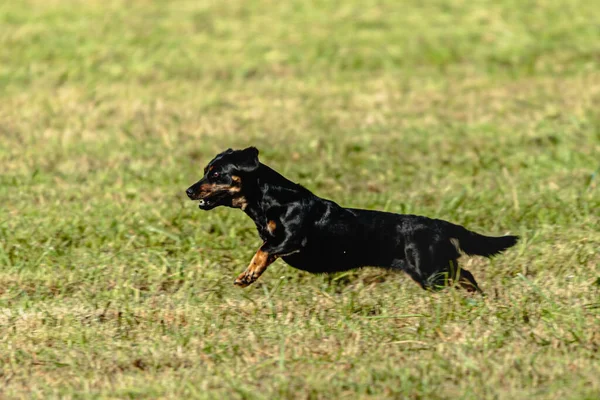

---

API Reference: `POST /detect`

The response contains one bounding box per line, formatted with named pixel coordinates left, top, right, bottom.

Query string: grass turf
left=1, top=0, right=599, bottom=398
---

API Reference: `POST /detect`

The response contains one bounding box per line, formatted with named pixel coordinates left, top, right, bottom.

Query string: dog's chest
left=255, top=220, right=275, bottom=241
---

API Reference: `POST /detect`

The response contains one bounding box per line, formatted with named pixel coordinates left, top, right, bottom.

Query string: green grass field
left=1, top=0, right=599, bottom=398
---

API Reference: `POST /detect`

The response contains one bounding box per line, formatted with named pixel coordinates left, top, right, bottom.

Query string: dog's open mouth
left=197, top=192, right=228, bottom=210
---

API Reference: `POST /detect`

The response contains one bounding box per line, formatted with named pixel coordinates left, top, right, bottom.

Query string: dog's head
left=186, top=147, right=259, bottom=210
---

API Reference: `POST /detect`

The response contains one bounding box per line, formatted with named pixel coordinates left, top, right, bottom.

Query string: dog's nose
left=186, top=188, right=194, bottom=198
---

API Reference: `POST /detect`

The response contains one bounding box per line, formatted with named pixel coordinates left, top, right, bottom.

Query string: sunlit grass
left=0, top=0, right=599, bottom=398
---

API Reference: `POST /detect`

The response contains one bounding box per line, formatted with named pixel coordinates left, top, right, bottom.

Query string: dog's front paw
left=234, top=270, right=254, bottom=287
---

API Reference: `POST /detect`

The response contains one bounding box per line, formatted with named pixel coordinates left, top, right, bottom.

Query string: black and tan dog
left=186, top=147, right=518, bottom=292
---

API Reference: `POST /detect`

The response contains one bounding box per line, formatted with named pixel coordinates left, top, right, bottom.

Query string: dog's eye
left=211, top=172, right=220, bottom=178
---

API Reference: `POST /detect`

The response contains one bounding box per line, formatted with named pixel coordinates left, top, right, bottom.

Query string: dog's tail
left=448, top=223, right=519, bottom=258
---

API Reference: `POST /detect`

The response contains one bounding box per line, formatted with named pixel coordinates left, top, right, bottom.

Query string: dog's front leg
left=234, top=246, right=277, bottom=287
left=234, top=210, right=305, bottom=288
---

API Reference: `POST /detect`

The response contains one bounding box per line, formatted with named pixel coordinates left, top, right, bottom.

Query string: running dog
left=186, top=147, right=518, bottom=292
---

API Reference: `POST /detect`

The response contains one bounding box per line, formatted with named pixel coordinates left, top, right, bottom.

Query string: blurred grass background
left=0, top=0, right=599, bottom=398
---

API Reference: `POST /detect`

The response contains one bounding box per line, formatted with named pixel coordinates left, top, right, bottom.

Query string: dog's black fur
left=186, top=147, right=518, bottom=292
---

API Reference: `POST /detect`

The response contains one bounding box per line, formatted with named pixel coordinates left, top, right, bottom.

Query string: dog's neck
left=240, top=163, right=301, bottom=224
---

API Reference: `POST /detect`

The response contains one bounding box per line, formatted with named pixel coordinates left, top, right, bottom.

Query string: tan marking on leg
left=267, top=220, right=277, bottom=234
left=457, top=269, right=480, bottom=293
left=234, top=248, right=277, bottom=287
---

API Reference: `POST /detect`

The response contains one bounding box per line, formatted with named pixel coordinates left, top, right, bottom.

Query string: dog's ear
left=235, top=147, right=259, bottom=172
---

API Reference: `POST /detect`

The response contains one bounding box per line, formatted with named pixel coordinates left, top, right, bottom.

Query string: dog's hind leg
left=405, top=270, right=427, bottom=289
left=402, top=243, right=431, bottom=290
left=392, top=258, right=426, bottom=289
left=456, top=268, right=482, bottom=293
left=439, top=259, right=482, bottom=293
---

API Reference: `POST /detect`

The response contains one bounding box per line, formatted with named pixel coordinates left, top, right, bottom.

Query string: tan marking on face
left=231, top=196, right=248, bottom=210
left=234, top=248, right=277, bottom=287
left=229, top=175, right=242, bottom=193
left=267, top=220, right=277, bottom=234
left=200, top=183, right=237, bottom=195
left=199, top=183, right=215, bottom=192
left=208, top=165, right=214, bottom=172
left=198, top=177, right=243, bottom=206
